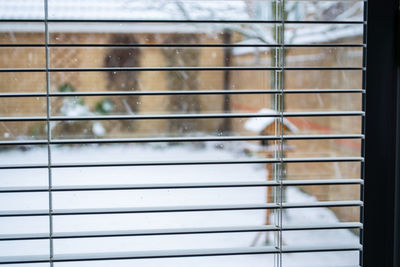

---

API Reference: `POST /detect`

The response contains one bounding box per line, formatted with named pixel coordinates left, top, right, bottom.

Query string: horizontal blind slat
left=0, top=179, right=363, bottom=193
left=0, top=43, right=367, bottom=48
left=0, top=201, right=363, bottom=217
left=0, top=111, right=365, bottom=122
left=0, top=244, right=362, bottom=264
left=0, top=134, right=364, bottom=146
left=0, top=89, right=365, bottom=98
left=0, top=223, right=362, bottom=241
left=0, top=67, right=366, bottom=72
left=0, top=157, right=364, bottom=170
left=0, top=19, right=366, bottom=24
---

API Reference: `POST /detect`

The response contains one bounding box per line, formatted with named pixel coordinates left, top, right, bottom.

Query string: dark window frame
left=363, top=0, right=400, bottom=266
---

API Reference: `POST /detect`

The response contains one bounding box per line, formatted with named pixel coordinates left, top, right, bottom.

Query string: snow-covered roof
left=0, top=0, right=249, bottom=33
left=244, top=108, right=298, bottom=134
left=233, top=22, right=363, bottom=56
left=0, top=0, right=249, bottom=20
left=232, top=1, right=363, bottom=53
left=0, top=0, right=363, bottom=41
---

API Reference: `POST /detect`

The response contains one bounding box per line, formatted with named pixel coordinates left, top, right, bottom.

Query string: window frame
left=363, top=0, right=400, bottom=266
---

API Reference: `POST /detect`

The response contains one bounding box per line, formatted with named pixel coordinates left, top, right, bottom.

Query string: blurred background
left=0, top=1, right=364, bottom=266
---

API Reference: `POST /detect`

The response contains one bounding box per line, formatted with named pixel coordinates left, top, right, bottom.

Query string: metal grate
left=0, top=0, right=366, bottom=266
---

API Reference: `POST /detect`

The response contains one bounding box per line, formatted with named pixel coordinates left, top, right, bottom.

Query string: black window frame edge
left=363, top=0, right=400, bottom=267
left=395, top=2, right=400, bottom=266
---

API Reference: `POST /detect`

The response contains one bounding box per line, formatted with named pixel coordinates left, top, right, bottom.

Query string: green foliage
left=58, top=83, right=85, bottom=105
left=95, top=98, right=115, bottom=115
left=51, top=83, right=107, bottom=138
left=58, top=83, right=75, bottom=93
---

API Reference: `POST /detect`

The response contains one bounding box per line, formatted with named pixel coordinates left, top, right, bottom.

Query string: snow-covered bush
left=52, top=83, right=107, bottom=138
left=95, top=98, right=114, bottom=115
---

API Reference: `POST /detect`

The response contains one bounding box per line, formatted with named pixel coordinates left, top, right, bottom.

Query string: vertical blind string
left=279, top=1, right=286, bottom=266
left=44, top=0, right=54, bottom=265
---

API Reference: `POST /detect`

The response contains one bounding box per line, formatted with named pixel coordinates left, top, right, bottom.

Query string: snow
left=59, top=100, right=90, bottom=117
left=0, top=0, right=250, bottom=34
left=232, top=1, right=363, bottom=55
left=92, top=122, right=106, bottom=138
left=285, top=23, right=363, bottom=45
left=0, top=0, right=248, bottom=21
left=100, top=100, right=114, bottom=114
left=244, top=108, right=298, bottom=134
left=0, top=0, right=364, bottom=43
left=233, top=23, right=363, bottom=55
left=0, top=0, right=249, bottom=34
left=56, top=97, right=107, bottom=138
left=0, top=144, right=359, bottom=266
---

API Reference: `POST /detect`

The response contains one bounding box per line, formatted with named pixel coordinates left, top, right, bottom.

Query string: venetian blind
left=0, top=0, right=366, bottom=266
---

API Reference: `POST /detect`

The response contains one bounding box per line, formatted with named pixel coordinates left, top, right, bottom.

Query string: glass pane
left=0, top=192, right=48, bottom=211
left=287, top=1, right=364, bottom=22
left=47, top=0, right=276, bottom=21
left=0, top=0, right=44, bottom=19
left=0, top=240, right=49, bottom=258
left=50, top=47, right=275, bottom=68
left=283, top=185, right=361, bottom=202
left=282, top=207, right=361, bottom=225
left=285, top=24, right=363, bottom=45
left=49, top=118, right=277, bottom=139
left=285, top=162, right=361, bottom=180
left=53, top=210, right=270, bottom=233
left=285, top=93, right=362, bottom=112
left=51, top=163, right=268, bottom=185
left=55, top=254, right=277, bottom=267
left=283, top=116, right=362, bottom=135
left=49, top=23, right=278, bottom=45
left=0, top=23, right=45, bottom=44
left=282, top=251, right=360, bottom=267
left=0, top=97, right=46, bottom=117
left=0, top=169, right=47, bottom=187
left=282, top=229, right=360, bottom=246
left=49, top=70, right=273, bottom=92
left=53, top=233, right=273, bottom=253
left=0, top=145, right=48, bottom=165
left=50, top=95, right=273, bottom=116
left=285, top=47, right=363, bottom=68
left=0, top=0, right=365, bottom=266
left=0, top=72, right=46, bottom=93
left=285, top=139, right=362, bottom=158
left=52, top=188, right=270, bottom=209
left=0, top=217, right=49, bottom=235
left=0, top=121, right=47, bottom=141
left=49, top=142, right=278, bottom=165
left=0, top=48, right=45, bottom=69
left=286, top=70, right=363, bottom=89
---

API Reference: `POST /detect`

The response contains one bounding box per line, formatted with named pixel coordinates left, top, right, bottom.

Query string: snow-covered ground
left=0, top=144, right=359, bottom=266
